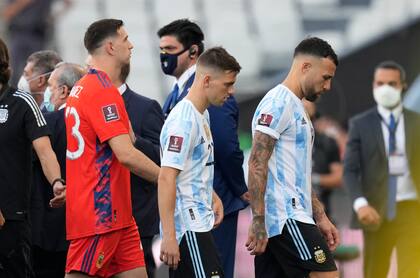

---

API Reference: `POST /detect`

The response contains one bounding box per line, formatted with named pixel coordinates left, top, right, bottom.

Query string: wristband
left=51, top=178, right=66, bottom=187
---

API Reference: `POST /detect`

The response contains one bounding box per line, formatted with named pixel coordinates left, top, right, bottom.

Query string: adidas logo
left=301, top=117, right=307, bottom=125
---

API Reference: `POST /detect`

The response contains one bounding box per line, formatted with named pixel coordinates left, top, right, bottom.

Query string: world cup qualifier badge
left=102, top=104, right=119, bottom=123
left=0, top=106, right=8, bottom=123
left=168, top=136, right=183, bottom=153
left=258, top=113, right=273, bottom=127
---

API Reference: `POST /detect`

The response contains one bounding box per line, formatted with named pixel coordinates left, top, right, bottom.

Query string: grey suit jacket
left=344, top=107, right=420, bottom=229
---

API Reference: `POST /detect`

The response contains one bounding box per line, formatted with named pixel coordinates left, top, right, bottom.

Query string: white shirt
left=160, top=99, right=215, bottom=243
left=173, top=65, right=196, bottom=98
left=353, top=104, right=417, bottom=212
left=117, top=84, right=127, bottom=95
left=252, top=84, right=315, bottom=238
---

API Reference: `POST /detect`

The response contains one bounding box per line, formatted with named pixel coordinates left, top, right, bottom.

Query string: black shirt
left=312, top=132, right=340, bottom=216
left=0, top=86, right=49, bottom=220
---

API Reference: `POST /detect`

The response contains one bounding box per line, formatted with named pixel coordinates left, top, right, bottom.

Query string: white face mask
left=373, top=84, right=402, bottom=109
left=17, top=75, right=31, bottom=93
left=17, top=71, right=52, bottom=96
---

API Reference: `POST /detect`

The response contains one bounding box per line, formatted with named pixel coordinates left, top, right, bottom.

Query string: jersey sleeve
left=254, top=96, right=292, bottom=139
left=84, top=87, right=129, bottom=143
left=21, top=93, right=50, bottom=141
left=160, top=115, right=196, bottom=171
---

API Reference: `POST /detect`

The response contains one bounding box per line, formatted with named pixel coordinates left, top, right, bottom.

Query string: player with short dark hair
left=247, top=37, right=340, bottom=278
left=64, top=19, right=159, bottom=278
left=158, top=47, right=241, bottom=278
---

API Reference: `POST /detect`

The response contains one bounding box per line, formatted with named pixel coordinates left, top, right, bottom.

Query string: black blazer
left=122, top=86, right=164, bottom=237
left=344, top=107, right=420, bottom=228
left=31, top=109, right=67, bottom=252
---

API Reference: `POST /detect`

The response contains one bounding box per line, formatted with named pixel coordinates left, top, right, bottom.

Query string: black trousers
left=363, top=201, right=420, bottom=278
left=212, top=211, right=238, bottom=278
left=0, top=219, right=33, bottom=278
left=140, top=235, right=156, bottom=278
left=32, top=245, right=67, bottom=278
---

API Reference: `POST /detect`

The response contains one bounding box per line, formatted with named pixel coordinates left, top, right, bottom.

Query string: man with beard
left=247, top=37, right=340, bottom=278
left=115, top=63, right=164, bottom=278
left=64, top=19, right=159, bottom=278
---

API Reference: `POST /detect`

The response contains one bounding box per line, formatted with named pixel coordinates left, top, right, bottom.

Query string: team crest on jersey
left=96, top=252, right=105, bottom=269
left=168, top=136, right=183, bottom=153
left=258, top=114, right=273, bottom=127
left=314, top=246, right=326, bottom=264
left=102, top=104, right=119, bottom=122
left=0, top=107, right=8, bottom=123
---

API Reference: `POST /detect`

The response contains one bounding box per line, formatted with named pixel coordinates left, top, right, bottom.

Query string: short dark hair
left=375, top=60, right=406, bottom=84
left=197, top=47, right=241, bottom=73
left=157, top=19, right=205, bottom=56
left=0, top=38, right=11, bottom=86
left=84, top=19, right=124, bottom=54
left=27, top=50, right=62, bottom=75
left=294, top=37, right=338, bottom=66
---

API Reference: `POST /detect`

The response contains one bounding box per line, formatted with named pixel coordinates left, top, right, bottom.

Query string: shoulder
left=44, top=110, right=64, bottom=123
left=125, top=88, right=156, bottom=107
left=12, top=89, right=41, bottom=111
left=79, top=71, right=117, bottom=99
left=258, top=85, right=295, bottom=110
left=349, top=107, right=377, bottom=126
left=171, top=100, right=194, bottom=119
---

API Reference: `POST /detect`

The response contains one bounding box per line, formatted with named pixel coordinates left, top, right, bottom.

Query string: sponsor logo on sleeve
left=168, top=136, right=183, bottom=153
left=102, top=104, right=119, bottom=122
left=258, top=114, right=273, bottom=127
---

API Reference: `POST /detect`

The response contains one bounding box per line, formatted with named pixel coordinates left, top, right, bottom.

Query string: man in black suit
left=344, top=61, right=420, bottom=278
left=31, top=62, right=85, bottom=278
left=115, top=63, right=164, bottom=278
left=157, top=19, right=249, bottom=278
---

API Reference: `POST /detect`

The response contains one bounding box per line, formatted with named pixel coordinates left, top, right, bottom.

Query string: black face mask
left=160, top=47, right=189, bottom=75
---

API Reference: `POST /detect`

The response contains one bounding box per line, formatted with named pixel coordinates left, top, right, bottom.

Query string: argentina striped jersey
left=160, top=99, right=215, bottom=243
left=252, top=84, right=315, bottom=238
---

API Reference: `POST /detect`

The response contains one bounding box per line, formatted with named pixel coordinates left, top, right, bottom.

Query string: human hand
left=50, top=182, right=66, bottom=208
left=160, top=236, right=180, bottom=270
left=357, top=205, right=380, bottom=227
left=0, top=209, right=5, bottom=229
left=240, top=191, right=251, bottom=203
left=317, top=216, right=340, bottom=251
left=246, top=215, right=268, bottom=255
left=212, top=193, right=224, bottom=228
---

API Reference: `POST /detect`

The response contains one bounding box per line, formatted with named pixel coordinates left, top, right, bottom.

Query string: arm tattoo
left=252, top=215, right=267, bottom=240
left=248, top=131, right=275, bottom=217
left=312, top=189, right=326, bottom=221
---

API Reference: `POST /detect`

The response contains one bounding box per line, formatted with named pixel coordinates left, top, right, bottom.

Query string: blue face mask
left=160, top=47, right=189, bottom=75
left=43, top=87, right=55, bottom=112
